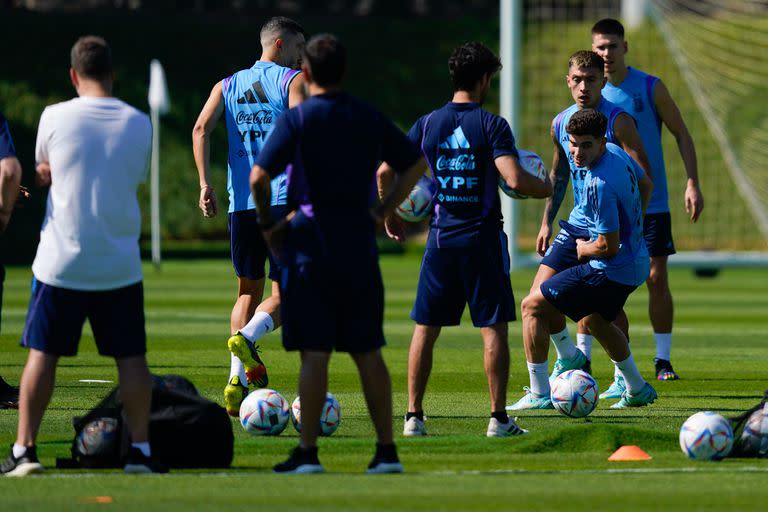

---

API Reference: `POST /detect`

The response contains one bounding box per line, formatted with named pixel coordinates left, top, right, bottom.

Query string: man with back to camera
left=591, top=18, right=704, bottom=385
left=508, top=50, right=653, bottom=410
left=192, top=16, right=307, bottom=416
left=0, top=110, right=25, bottom=409
left=1, top=36, right=166, bottom=476
left=250, top=33, right=426, bottom=473
left=519, top=108, right=657, bottom=411
left=379, top=42, right=552, bottom=437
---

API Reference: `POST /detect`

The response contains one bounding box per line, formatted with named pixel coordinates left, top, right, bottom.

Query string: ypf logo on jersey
left=435, top=127, right=479, bottom=203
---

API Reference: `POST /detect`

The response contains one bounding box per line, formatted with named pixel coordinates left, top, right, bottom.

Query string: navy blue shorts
left=21, top=280, right=146, bottom=358
left=540, top=221, right=591, bottom=272
left=228, top=206, right=288, bottom=281
left=540, top=264, right=637, bottom=323
left=643, top=212, right=676, bottom=257
left=279, top=259, right=385, bottom=353
left=411, top=232, right=516, bottom=327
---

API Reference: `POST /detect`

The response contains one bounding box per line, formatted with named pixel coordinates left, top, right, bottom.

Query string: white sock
left=550, top=328, right=578, bottom=360
left=12, top=443, right=27, bottom=458
left=131, top=442, right=151, bottom=457
left=576, top=333, right=592, bottom=360
left=612, top=354, right=646, bottom=394
left=239, top=311, right=274, bottom=342
left=654, top=333, right=672, bottom=361
left=527, top=361, right=550, bottom=397
left=229, top=352, right=248, bottom=382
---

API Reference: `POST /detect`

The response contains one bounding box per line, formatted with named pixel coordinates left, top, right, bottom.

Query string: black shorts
left=410, top=231, right=516, bottom=327
left=643, top=212, right=676, bottom=257
left=228, top=206, right=288, bottom=281
left=21, top=279, right=146, bottom=358
left=279, top=259, right=386, bottom=353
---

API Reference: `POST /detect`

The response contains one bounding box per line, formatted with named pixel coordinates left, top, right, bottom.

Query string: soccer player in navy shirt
left=250, top=34, right=425, bottom=474
left=522, top=109, right=657, bottom=410
left=0, top=110, right=24, bottom=409
left=592, top=18, right=704, bottom=381
left=380, top=42, right=551, bottom=438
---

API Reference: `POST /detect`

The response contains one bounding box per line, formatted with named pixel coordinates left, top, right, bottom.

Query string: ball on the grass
left=239, top=388, right=290, bottom=436
left=291, top=392, right=341, bottom=436
left=550, top=369, right=599, bottom=418
left=679, top=411, right=734, bottom=460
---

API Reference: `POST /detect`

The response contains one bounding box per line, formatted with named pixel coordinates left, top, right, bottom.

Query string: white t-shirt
left=33, top=96, right=152, bottom=291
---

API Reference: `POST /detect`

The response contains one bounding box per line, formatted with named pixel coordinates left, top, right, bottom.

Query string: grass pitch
left=1, top=256, right=767, bottom=511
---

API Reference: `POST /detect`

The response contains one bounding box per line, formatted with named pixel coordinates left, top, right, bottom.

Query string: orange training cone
left=608, top=445, right=652, bottom=461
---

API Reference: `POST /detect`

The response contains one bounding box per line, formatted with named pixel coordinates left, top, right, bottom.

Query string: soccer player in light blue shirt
left=192, top=16, right=306, bottom=417
left=592, top=18, right=704, bottom=382
left=521, top=109, right=657, bottom=410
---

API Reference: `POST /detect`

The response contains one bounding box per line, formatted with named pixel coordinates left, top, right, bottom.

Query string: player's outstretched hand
left=35, top=162, right=51, bottom=188
left=199, top=185, right=218, bottom=218
left=685, top=181, right=703, bottom=222
left=384, top=215, right=406, bottom=243
left=536, top=223, right=552, bottom=256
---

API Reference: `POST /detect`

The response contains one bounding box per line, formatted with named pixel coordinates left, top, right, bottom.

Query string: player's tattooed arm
left=614, top=112, right=652, bottom=181
left=0, top=155, right=22, bottom=233
left=536, top=125, right=570, bottom=255
left=193, top=81, right=225, bottom=218
left=654, top=79, right=703, bottom=222
left=250, top=164, right=273, bottom=228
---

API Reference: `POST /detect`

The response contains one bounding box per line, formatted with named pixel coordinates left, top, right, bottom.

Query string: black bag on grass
left=57, top=374, right=233, bottom=469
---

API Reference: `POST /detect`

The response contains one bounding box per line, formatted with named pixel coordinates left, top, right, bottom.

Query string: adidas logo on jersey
left=439, top=126, right=471, bottom=149
left=237, top=81, right=269, bottom=104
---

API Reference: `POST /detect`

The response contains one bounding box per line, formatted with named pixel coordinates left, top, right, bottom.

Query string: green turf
left=1, top=257, right=767, bottom=510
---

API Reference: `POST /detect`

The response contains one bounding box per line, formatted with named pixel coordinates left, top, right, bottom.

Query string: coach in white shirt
left=1, top=36, right=166, bottom=477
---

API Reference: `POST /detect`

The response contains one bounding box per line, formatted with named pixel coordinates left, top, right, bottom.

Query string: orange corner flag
left=608, top=445, right=652, bottom=461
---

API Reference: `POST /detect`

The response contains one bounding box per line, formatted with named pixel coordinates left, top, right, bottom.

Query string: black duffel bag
left=57, top=375, right=233, bottom=469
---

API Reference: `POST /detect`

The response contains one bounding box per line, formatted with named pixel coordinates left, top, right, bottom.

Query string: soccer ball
left=395, top=175, right=436, bottom=222
left=550, top=369, right=599, bottom=418
left=679, top=411, right=734, bottom=460
left=291, top=392, right=341, bottom=436
left=736, top=405, right=768, bottom=457
left=499, top=149, right=547, bottom=199
left=76, top=417, right=119, bottom=456
left=239, top=388, right=290, bottom=436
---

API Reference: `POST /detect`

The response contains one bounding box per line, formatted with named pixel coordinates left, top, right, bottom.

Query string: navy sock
left=405, top=411, right=424, bottom=421
left=491, top=411, right=509, bottom=423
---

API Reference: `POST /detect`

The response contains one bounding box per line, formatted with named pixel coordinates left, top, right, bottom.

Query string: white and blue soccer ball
left=679, top=411, right=734, bottom=460
left=499, top=149, right=547, bottom=199
left=239, top=388, right=290, bottom=436
left=395, top=175, right=436, bottom=222
left=291, top=392, right=341, bottom=436
left=550, top=369, right=599, bottom=418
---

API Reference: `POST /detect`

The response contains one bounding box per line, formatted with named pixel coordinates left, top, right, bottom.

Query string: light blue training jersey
left=553, top=97, right=626, bottom=231
left=222, top=61, right=300, bottom=212
left=582, top=143, right=649, bottom=286
left=601, top=67, right=668, bottom=214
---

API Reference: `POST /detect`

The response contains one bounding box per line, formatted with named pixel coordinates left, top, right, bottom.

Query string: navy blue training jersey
left=254, top=92, right=421, bottom=265
left=408, top=102, right=518, bottom=248
left=0, top=111, right=17, bottom=160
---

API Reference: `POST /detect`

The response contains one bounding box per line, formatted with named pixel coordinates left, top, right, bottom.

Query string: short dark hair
left=260, top=16, right=305, bottom=41
left=302, top=34, right=346, bottom=87
left=568, top=50, right=604, bottom=73
left=448, top=42, right=502, bottom=91
left=70, top=36, right=112, bottom=81
left=566, top=109, right=607, bottom=138
left=591, top=18, right=625, bottom=39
